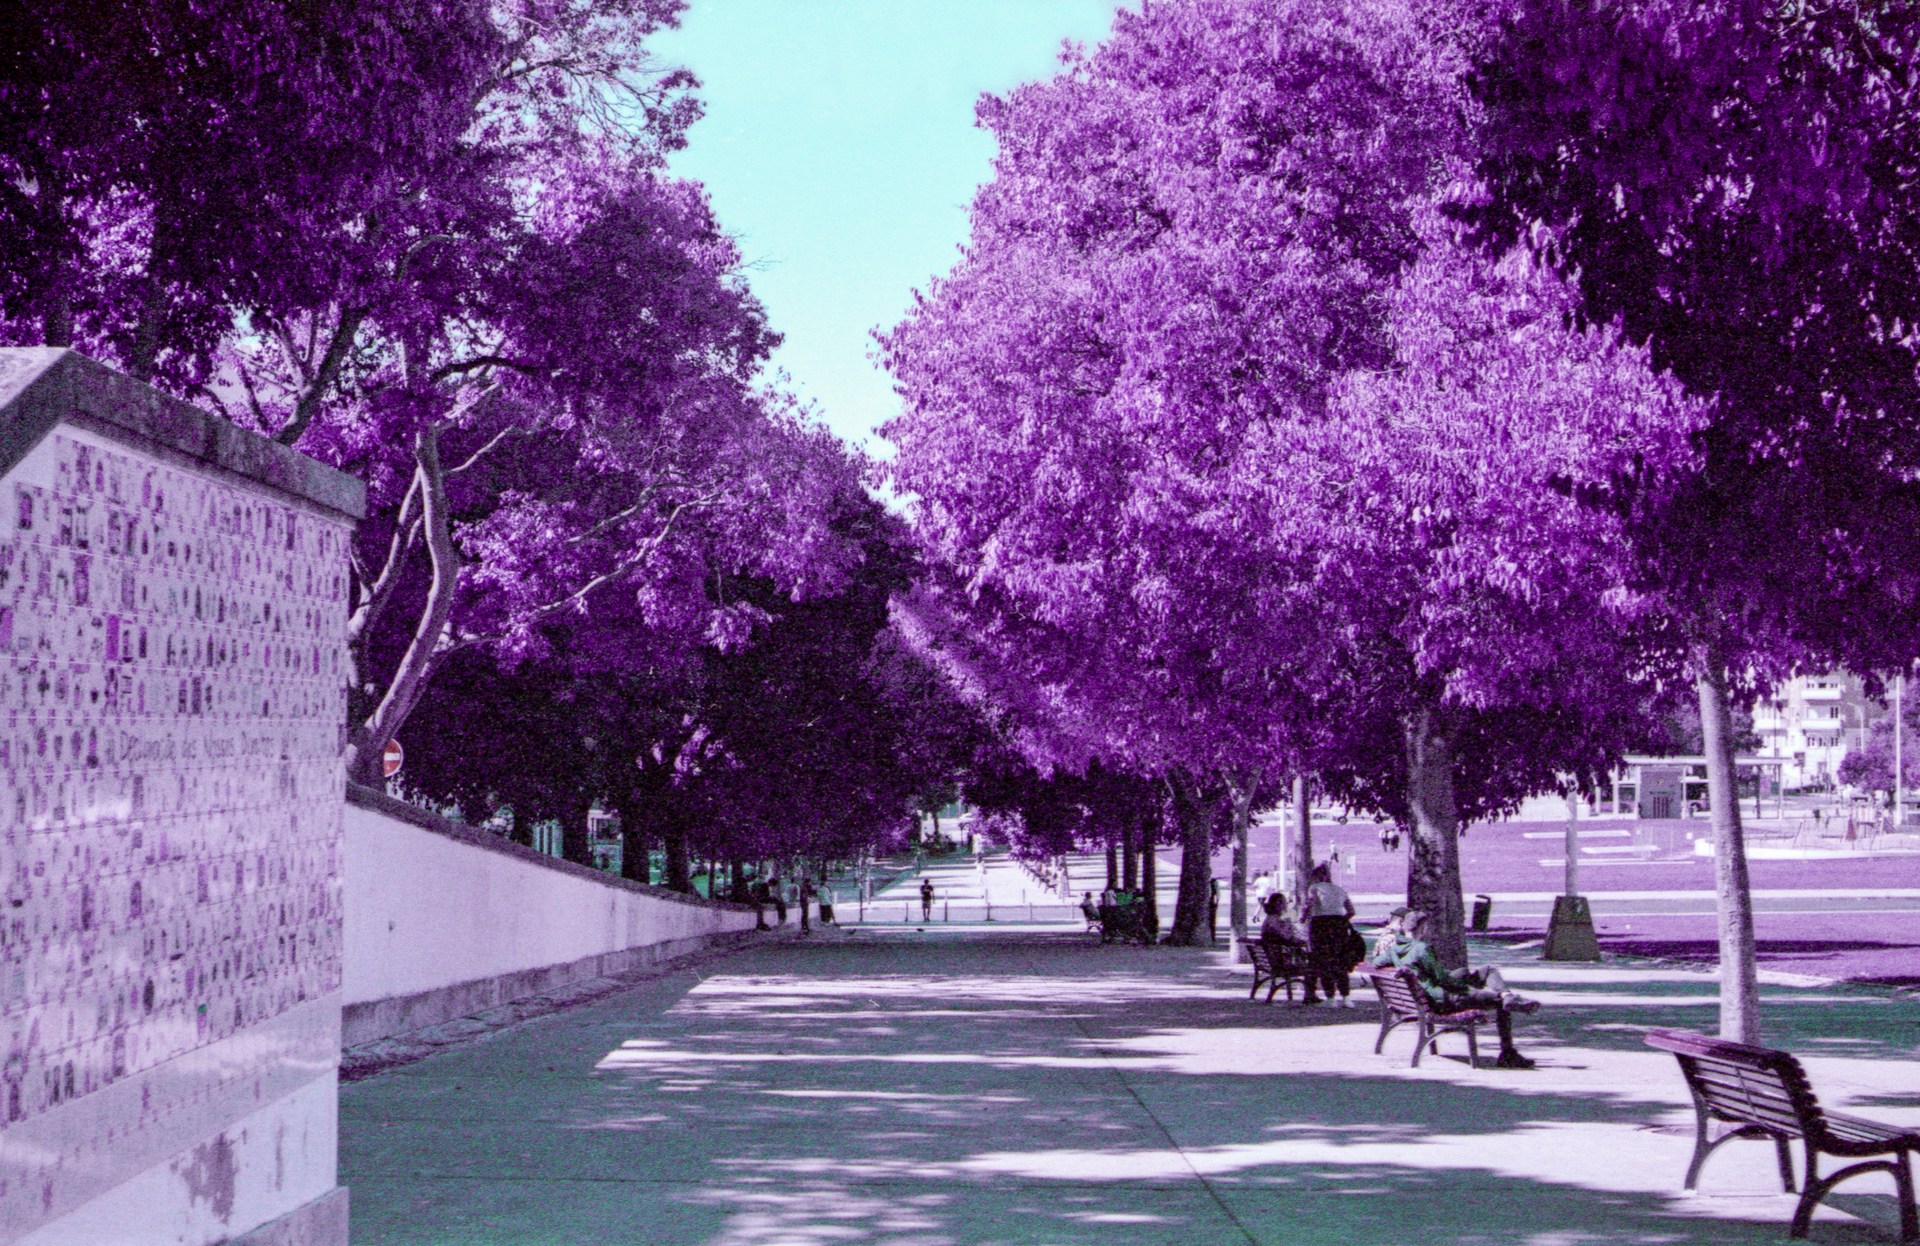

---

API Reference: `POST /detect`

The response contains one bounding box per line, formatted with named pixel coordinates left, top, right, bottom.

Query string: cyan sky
left=651, top=1, right=1124, bottom=455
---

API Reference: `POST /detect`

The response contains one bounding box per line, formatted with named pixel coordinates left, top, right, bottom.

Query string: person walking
left=799, top=878, right=814, bottom=934
left=1303, top=862, right=1359, bottom=1006
left=769, top=876, right=788, bottom=926
left=749, top=877, right=772, bottom=931
left=818, top=883, right=837, bottom=926
left=920, top=878, right=935, bottom=921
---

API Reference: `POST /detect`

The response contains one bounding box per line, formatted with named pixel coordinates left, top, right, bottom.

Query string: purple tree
left=1263, top=219, right=1700, bottom=965
left=0, top=0, right=493, bottom=385
left=885, top=0, right=1701, bottom=960
left=1472, top=0, right=1920, bottom=1037
left=192, top=2, right=858, bottom=782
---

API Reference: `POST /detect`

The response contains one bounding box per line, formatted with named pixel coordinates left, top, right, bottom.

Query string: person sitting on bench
left=1372, top=907, right=1540, bottom=1069
left=1259, top=894, right=1308, bottom=964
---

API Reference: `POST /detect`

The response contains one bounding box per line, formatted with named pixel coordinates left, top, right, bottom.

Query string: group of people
left=1261, top=864, right=1540, bottom=1067
left=1258, top=863, right=1368, bottom=1004
left=748, top=876, right=840, bottom=934
left=1080, top=886, right=1156, bottom=943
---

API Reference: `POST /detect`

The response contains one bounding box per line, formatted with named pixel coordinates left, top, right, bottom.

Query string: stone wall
left=342, top=787, right=758, bottom=1049
left=0, top=349, right=363, bottom=1246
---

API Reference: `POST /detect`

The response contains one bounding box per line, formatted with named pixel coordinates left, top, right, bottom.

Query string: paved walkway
left=342, top=931, right=1920, bottom=1244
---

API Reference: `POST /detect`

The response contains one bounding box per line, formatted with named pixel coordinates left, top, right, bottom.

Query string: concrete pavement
left=341, top=929, right=1920, bottom=1244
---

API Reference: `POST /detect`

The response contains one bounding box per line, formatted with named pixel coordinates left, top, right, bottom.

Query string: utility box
left=1470, top=894, right=1493, bottom=931
left=1543, top=894, right=1602, bottom=961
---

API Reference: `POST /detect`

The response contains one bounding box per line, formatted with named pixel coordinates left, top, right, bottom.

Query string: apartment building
left=1752, top=671, right=1880, bottom=788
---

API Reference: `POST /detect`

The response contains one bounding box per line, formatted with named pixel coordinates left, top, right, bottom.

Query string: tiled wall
left=0, top=424, right=352, bottom=1239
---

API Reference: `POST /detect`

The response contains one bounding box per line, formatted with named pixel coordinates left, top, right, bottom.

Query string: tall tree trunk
left=1141, top=807, right=1159, bottom=936
left=730, top=858, right=746, bottom=902
left=664, top=819, right=692, bottom=893
left=1227, top=771, right=1256, bottom=946
left=1121, top=817, right=1138, bottom=891
left=345, top=425, right=456, bottom=784
left=614, top=783, right=650, bottom=885
left=43, top=289, right=71, bottom=348
left=1698, top=651, right=1761, bottom=1043
left=1164, top=772, right=1216, bottom=946
left=561, top=795, right=593, bottom=867
left=1405, top=705, right=1469, bottom=970
left=1288, top=773, right=1313, bottom=914
left=1105, top=840, right=1118, bottom=891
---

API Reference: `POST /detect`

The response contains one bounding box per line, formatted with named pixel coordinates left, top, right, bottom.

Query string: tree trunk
left=345, top=425, right=456, bottom=784
left=561, top=795, right=593, bottom=867
left=1141, top=807, right=1159, bottom=936
left=1698, top=653, right=1761, bottom=1043
left=1288, top=773, right=1313, bottom=914
left=506, top=806, right=532, bottom=849
left=664, top=821, right=692, bottom=893
left=1164, top=772, right=1216, bottom=946
left=1227, top=772, right=1256, bottom=946
left=614, top=784, right=650, bottom=885
left=1405, top=705, right=1469, bottom=970
left=42, top=289, right=71, bottom=349
left=1121, top=817, right=1138, bottom=892
left=1105, top=840, right=1118, bottom=891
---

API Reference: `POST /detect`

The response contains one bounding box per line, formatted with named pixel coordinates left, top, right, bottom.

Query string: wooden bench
left=1646, top=1028, right=1920, bottom=1241
left=1248, top=940, right=1313, bottom=1003
left=1365, top=966, right=1495, bottom=1068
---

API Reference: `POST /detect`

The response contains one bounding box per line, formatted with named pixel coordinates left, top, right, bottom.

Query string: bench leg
left=1774, top=1134, right=1796, bottom=1194
left=1374, top=1013, right=1398, bottom=1056
left=1897, top=1151, right=1918, bottom=1243
left=1682, top=1098, right=1714, bottom=1191
left=1464, top=1025, right=1479, bottom=1070
left=1248, top=975, right=1262, bottom=1001
left=1411, top=1020, right=1430, bottom=1068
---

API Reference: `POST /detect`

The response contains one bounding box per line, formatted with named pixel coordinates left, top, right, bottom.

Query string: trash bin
left=1470, top=894, right=1493, bottom=931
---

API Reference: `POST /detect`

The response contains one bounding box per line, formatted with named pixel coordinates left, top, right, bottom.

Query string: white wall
left=343, top=796, right=755, bottom=1021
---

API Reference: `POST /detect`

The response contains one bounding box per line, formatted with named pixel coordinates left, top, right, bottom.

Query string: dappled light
left=346, top=933, right=1920, bottom=1244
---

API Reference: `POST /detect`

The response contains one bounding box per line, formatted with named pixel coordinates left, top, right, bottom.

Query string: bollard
left=1470, top=894, right=1492, bottom=931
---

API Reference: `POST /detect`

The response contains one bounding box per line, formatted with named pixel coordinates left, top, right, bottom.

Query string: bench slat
left=1825, top=1111, right=1920, bottom=1146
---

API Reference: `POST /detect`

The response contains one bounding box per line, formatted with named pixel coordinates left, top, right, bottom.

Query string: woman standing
left=1303, top=862, right=1358, bottom=1006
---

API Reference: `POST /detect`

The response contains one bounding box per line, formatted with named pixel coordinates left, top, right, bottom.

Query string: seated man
left=1371, top=907, right=1540, bottom=1069
left=1080, top=892, right=1101, bottom=928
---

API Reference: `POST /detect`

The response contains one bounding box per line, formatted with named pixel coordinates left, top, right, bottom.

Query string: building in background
left=1753, top=672, right=1880, bottom=789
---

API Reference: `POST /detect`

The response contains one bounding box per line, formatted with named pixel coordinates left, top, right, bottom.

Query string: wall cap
left=0, top=347, right=366, bottom=520
left=346, top=783, right=756, bottom=912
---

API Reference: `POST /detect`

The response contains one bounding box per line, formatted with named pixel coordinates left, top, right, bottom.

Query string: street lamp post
left=1899, top=674, right=1907, bottom=830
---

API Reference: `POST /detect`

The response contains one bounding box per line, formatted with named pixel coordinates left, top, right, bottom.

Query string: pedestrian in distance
left=799, top=878, right=814, bottom=934
left=749, top=877, right=772, bottom=931
left=1303, top=861, right=1360, bottom=1005
left=920, top=878, right=935, bottom=921
left=769, top=876, right=788, bottom=926
left=1208, top=877, right=1220, bottom=943
left=819, top=884, right=836, bottom=926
